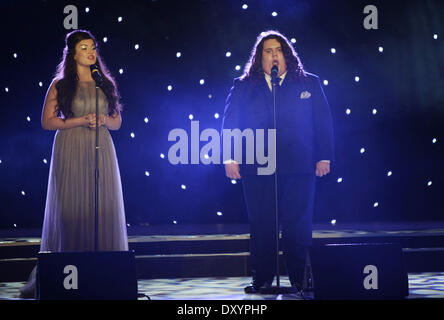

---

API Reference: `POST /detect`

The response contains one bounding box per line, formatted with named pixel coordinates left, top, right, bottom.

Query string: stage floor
left=1, top=273, right=444, bottom=300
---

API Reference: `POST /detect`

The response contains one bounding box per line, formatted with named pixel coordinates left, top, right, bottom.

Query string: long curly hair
left=54, top=29, right=122, bottom=118
left=241, top=30, right=307, bottom=83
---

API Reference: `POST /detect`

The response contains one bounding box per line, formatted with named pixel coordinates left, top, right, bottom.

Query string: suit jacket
left=222, top=72, right=335, bottom=175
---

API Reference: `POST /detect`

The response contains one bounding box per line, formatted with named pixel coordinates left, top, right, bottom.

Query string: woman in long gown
left=20, top=29, right=128, bottom=298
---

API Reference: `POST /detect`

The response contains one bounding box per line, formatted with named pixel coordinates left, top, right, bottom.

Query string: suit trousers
left=241, top=173, right=316, bottom=286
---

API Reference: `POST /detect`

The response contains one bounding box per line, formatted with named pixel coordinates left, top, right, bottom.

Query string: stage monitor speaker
left=37, top=251, right=138, bottom=300
left=310, top=243, right=409, bottom=300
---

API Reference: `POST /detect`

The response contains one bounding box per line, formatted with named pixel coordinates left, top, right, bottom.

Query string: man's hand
left=315, top=161, right=330, bottom=177
left=225, top=163, right=241, bottom=180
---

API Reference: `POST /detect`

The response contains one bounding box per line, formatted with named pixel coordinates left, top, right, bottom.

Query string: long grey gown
left=20, top=81, right=128, bottom=298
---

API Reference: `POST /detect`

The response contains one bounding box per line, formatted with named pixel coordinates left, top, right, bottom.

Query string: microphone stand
left=93, top=81, right=101, bottom=252
left=260, top=74, right=298, bottom=295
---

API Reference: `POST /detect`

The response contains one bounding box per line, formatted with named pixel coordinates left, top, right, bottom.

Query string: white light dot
left=119, top=68, right=124, bottom=74
left=176, top=52, right=182, bottom=58
left=231, top=179, right=237, bottom=184
left=145, top=171, right=150, bottom=176
left=173, top=220, right=177, bottom=225
left=127, top=223, right=130, bottom=227
left=130, top=132, right=135, bottom=138
left=432, top=138, right=437, bottom=144
left=160, top=153, right=165, bottom=159
left=323, top=80, right=328, bottom=86
left=134, top=44, right=140, bottom=50
left=372, top=108, right=377, bottom=115
left=188, top=114, right=194, bottom=120
left=103, top=37, right=108, bottom=43
left=167, top=85, right=173, bottom=91
left=337, top=177, right=343, bottom=183
left=199, top=79, right=205, bottom=85
left=346, top=108, right=351, bottom=115
left=433, top=34, right=438, bottom=40
left=0, top=159, right=2, bottom=164
left=373, top=202, right=379, bottom=208
left=378, top=46, right=384, bottom=53
left=427, top=181, right=432, bottom=187
left=208, top=94, right=212, bottom=99
left=271, top=11, right=278, bottom=17
left=43, top=159, right=47, bottom=164
left=144, top=117, right=149, bottom=123
left=217, top=211, right=223, bottom=216
left=387, top=171, right=392, bottom=176
left=85, top=7, right=90, bottom=13
left=235, top=65, right=241, bottom=71
left=330, top=48, right=336, bottom=54
left=225, top=51, right=231, bottom=57
left=331, top=219, right=336, bottom=226
left=242, top=4, right=248, bottom=9
left=26, top=116, right=31, bottom=122
left=181, top=184, right=186, bottom=190
left=5, top=87, right=9, bottom=92
left=13, top=53, right=18, bottom=58
left=117, top=16, right=123, bottom=22
left=360, top=148, right=365, bottom=154
left=38, top=82, right=43, bottom=87
left=13, top=224, right=17, bottom=228
left=21, top=191, right=26, bottom=196
left=214, top=113, right=220, bottom=119
left=355, top=76, right=360, bottom=82
left=290, top=38, right=296, bottom=44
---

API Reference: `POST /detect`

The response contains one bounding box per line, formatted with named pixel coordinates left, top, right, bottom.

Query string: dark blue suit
left=222, top=72, right=335, bottom=287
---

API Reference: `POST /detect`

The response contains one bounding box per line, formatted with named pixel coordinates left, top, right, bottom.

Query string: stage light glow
left=330, top=48, right=336, bottom=54
left=346, top=108, right=351, bottom=115
left=189, top=114, right=194, bottom=120
left=217, top=211, right=223, bottom=216
left=145, top=171, right=150, bottom=176
left=130, top=132, right=135, bottom=138
left=331, top=219, right=336, bottom=226
left=225, top=51, right=231, bottom=57
left=433, top=34, right=438, bottom=39
left=373, top=202, right=379, bottom=207
left=26, top=116, right=31, bottom=122
left=290, top=38, right=296, bottom=44
left=160, top=153, right=165, bottom=159
left=379, top=46, right=384, bottom=52
left=432, top=138, right=437, bottom=143
left=39, top=82, right=43, bottom=87
left=323, top=80, right=328, bottom=86
left=103, top=37, right=108, bottom=43
left=208, top=94, right=212, bottom=99
left=173, top=220, right=177, bottom=224
left=242, top=4, right=248, bottom=9
left=387, top=171, right=392, bottom=176
left=271, top=11, right=278, bottom=17
left=337, top=177, right=343, bottom=183
left=119, top=68, right=124, bottom=74
left=360, top=148, right=365, bottom=154
left=85, top=7, right=90, bottom=13
left=199, top=79, right=205, bottom=85
left=427, top=181, right=432, bottom=186
left=134, top=44, right=140, bottom=50
left=355, top=76, right=360, bottom=82
left=231, top=179, right=237, bottom=184
left=117, top=17, right=123, bottom=22
left=235, top=65, right=241, bottom=71
left=167, top=85, right=173, bottom=91
left=181, top=184, right=186, bottom=190
left=43, top=159, right=47, bottom=164
left=13, top=53, right=18, bottom=58
left=13, top=224, right=17, bottom=228
left=21, top=191, right=25, bottom=196
left=144, top=117, right=149, bottom=123
left=5, top=87, right=9, bottom=92
left=176, top=52, right=182, bottom=58
left=372, top=108, right=377, bottom=115
left=214, top=113, right=219, bottom=119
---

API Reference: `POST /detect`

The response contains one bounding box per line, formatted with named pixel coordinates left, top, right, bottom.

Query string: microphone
left=271, top=65, right=279, bottom=85
left=90, top=64, right=103, bottom=86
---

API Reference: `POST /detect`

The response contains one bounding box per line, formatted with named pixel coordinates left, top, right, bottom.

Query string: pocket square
left=300, top=91, right=311, bottom=99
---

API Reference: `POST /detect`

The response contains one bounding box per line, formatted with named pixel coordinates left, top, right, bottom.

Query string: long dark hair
left=241, top=30, right=307, bottom=82
left=54, top=29, right=122, bottom=118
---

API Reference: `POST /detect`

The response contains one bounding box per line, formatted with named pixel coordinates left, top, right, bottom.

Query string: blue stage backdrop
left=0, top=0, right=443, bottom=228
